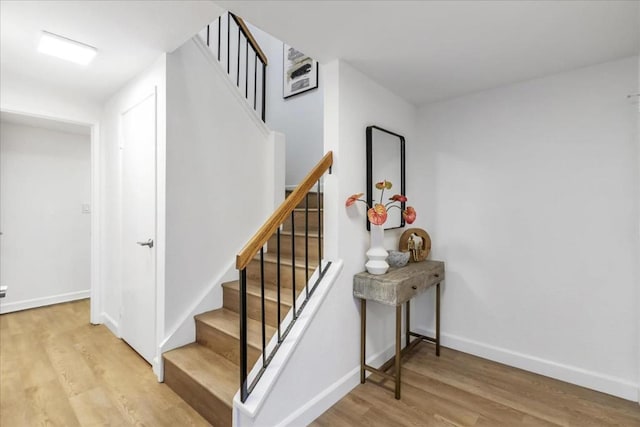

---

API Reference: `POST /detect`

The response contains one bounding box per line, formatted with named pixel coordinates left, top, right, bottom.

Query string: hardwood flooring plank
left=355, top=378, right=480, bottom=426
left=0, top=300, right=209, bottom=427
left=46, top=335, right=100, bottom=397
left=0, top=379, right=29, bottom=427
left=68, top=387, right=125, bottom=426
left=403, top=349, right=573, bottom=425
left=3, top=299, right=639, bottom=427
left=24, top=379, right=82, bottom=427
left=400, top=367, right=551, bottom=426
left=314, top=343, right=640, bottom=427
left=439, top=348, right=640, bottom=425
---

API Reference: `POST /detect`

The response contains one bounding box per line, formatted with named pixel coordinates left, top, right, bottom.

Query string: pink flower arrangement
left=345, top=180, right=417, bottom=226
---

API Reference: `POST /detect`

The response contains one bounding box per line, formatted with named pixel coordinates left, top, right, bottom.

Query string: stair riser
left=267, top=233, right=322, bottom=259
left=286, top=191, right=323, bottom=209
left=196, top=320, right=261, bottom=368
left=282, top=211, right=323, bottom=233
left=246, top=260, right=313, bottom=291
left=223, top=285, right=290, bottom=327
left=163, top=358, right=231, bottom=426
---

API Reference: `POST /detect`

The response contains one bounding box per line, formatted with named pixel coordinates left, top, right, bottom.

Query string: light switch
left=82, top=204, right=91, bottom=214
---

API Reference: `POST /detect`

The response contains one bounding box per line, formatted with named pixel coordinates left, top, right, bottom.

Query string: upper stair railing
left=205, top=12, right=267, bottom=121
left=236, top=152, right=333, bottom=403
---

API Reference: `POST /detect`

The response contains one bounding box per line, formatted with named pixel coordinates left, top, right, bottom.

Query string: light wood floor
left=0, top=299, right=209, bottom=426
left=312, top=343, right=640, bottom=427
left=3, top=300, right=639, bottom=427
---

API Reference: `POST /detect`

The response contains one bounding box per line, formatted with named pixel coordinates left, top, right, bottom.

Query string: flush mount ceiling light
left=38, top=31, right=97, bottom=65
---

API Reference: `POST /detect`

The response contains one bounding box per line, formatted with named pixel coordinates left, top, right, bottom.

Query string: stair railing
left=236, top=152, right=333, bottom=403
left=205, top=12, right=268, bottom=121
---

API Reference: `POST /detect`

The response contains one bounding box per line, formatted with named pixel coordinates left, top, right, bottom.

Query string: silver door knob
left=136, top=239, right=154, bottom=248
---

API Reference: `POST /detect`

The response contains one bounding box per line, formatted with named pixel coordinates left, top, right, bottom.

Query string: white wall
left=238, top=60, right=419, bottom=426
left=637, top=54, right=640, bottom=403
left=161, top=38, right=282, bottom=354
left=0, top=122, right=91, bottom=313
left=99, top=55, right=167, bottom=340
left=249, top=24, right=324, bottom=188
left=325, top=59, right=419, bottom=369
left=0, top=70, right=101, bottom=125
left=242, top=56, right=639, bottom=424
left=413, top=56, right=639, bottom=400
left=0, top=72, right=101, bottom=323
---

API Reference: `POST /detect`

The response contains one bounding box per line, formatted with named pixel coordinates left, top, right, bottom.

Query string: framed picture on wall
left=283, top=44, right=319, bottom=99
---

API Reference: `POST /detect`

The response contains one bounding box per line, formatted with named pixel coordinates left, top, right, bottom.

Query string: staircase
left=163, top=192, right=323, bottom=426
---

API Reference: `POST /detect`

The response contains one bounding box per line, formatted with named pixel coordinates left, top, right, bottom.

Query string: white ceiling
left=0, top=0, right=223, bottom=104
left=216, top=0, right=639, bottom=105
left=0, top=111, right=91, bottom=135
left=1, top=1, right=637, bottom=108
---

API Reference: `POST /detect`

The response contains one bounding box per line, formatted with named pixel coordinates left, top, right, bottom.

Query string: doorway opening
left=0, top=110, right=99, bottom=324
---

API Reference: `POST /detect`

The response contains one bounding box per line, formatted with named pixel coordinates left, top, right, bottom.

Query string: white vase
left=365, top=224, right=389, bottom=275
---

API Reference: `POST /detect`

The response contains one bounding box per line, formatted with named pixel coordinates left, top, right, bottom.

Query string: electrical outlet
left=0, top=286, right=7, bottom=298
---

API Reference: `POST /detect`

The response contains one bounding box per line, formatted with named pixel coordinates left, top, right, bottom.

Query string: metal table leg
left=395, top=305, right=401, bottom=399
left=405, top=301, right=410, bottom=348
left=360, top=299, right=366, bottom=383
left=436, top=282, right=440, bottom=357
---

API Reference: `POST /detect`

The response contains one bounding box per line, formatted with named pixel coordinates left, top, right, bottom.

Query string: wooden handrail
left=236, top=151, right=333, bottom=270
left=230, top=13, right=269, bottom=66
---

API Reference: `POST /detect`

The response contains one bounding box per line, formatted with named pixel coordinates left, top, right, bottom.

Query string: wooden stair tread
left=222, top=280, right=293, bottom=306
left=163, top=343, right=238, bottom=405
left=293, top=207, right=322, bottom=212
left=196, top=308, right=276, bottom=349
left=278, top=230, right=321, bottom=238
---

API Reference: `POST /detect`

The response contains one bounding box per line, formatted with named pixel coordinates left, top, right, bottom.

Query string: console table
left=353, top=260, right=445, bottom=399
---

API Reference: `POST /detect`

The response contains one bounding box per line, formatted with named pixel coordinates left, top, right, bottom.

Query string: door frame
left=0, top=107, right=101, bottom=324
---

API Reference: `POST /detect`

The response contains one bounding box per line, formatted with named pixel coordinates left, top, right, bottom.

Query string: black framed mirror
left=366, top=126, right=406, bottom=230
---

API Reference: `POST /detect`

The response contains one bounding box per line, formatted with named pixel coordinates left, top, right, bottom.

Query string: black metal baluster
left=217, top=16, right=221, bottom=61
left=291, top=212, right=297, bottom=318
left=245, top=39, right=249, bottom=98
left=260, top=248, right=266, bottom=365
left=227, top=13, right=230, bottom=73
left=206, top=25, right=210, bottom=46
left=236, top=28, right=241, bottom=86
left=277, top=228, right=281, bottom=342
left=317, top=181, right=322, bottom=270
left=261, top=62, right=266, bottom=121
left=239, top=268, right=248, bottom=402
left=253, top=53, right=257, bottom=110
left=305, top=193, right=309, bottom=298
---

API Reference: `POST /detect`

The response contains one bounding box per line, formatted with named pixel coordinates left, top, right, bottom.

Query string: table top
left=353, top=260, right=445, bottom=305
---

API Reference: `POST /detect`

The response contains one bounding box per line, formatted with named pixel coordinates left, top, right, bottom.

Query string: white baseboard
left=153, top=356, right=163, bottom=382
left=414, top=327, right=639, bottom=402
left=278, top=337, right=398, bottom=427
left=0, top=290, right=90, bottom=314
left=101, top=311, right=120, bottom=338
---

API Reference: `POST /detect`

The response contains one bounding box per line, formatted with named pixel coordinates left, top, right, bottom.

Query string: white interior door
left=121, top=92, right=157, bottom=364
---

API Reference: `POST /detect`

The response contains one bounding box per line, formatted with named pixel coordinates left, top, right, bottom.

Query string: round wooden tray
left=398, top=228, right=431, bottom=262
